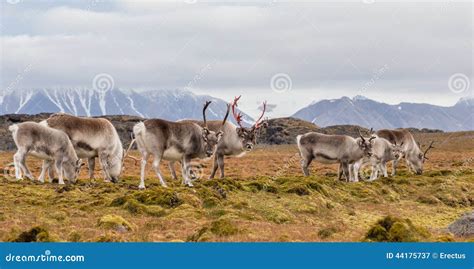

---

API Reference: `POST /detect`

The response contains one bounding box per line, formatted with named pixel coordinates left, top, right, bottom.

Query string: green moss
left=364, top=216, right=430, bottom=242
left=10, top=226, right=54, bottom=242
left=286, top=186, right=310, bottom=196
left=98, top=214, right=133, bottom=232
left=68, top=231, right=81, bottom=242
left=209, top=219, right=239, bottom=236
left=134, top=189, right=182, bottom=208
left=417, top=195, right=439, bottom=205
left=318, top=227, right=338, bottom=239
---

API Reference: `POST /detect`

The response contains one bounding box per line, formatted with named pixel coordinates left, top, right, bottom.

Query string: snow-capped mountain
left=292, top=96, right=473, bottom=131
left=0, top=88, right=253, bottom=124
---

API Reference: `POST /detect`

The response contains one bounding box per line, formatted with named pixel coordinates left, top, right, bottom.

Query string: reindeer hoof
left=138, top=184, right=146, bottom=190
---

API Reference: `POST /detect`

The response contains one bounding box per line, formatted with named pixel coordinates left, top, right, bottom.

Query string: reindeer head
left=409, top=141, right=434, bottom=175
left=201, top=101, right=229, bottom=157
left=391, top=141, right=405, bottom=161
left=231, top=96, right=267, bottom=151
left=357, top=129, right=376, bottom=157
left=63, top=158, right=84, bottom=183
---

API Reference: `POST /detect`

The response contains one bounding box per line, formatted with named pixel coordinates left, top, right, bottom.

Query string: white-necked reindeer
left=132, top=101, right=230, bottom=189
left=297, top=130, right=375, bottom=182
left=40, top=113, right=124, bottom=183
left=168, top=96, right=267, bottom=179
left=9, top=122, right=83, bottom=184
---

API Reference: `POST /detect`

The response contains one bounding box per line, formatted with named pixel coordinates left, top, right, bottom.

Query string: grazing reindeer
left=9, top=122, right=83, bottom=184
left=40, top=113, right=124, bottom=183
left=168, top=96, right=268, bottom=179
left=351, top=137, right=405, bottom=181
left=375, top=129, right=434, bottom=175
left=297, top=130, right=375, bottom=182
left=132, top=101, right=230, bottom=189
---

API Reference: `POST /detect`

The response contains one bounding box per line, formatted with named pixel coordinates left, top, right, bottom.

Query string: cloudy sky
left=1, top=0, right=472, bottom=117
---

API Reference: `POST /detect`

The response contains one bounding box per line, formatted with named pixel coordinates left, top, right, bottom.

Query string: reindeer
left=351, top=137, right=405, bottom=181
left=132, top=101, right=230, bottom=189
left=9, top=122, right=83, bottom=184
left=168, top=96, right=267, bottom=179
left=375, top=129, right=434, bottom=175
left=40, top=113, right=124, bottom=183
left=297, top=130, right=375, bottom=182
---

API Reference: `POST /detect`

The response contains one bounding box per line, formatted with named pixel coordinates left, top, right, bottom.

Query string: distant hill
left=292, top=95, right=473, bottom=131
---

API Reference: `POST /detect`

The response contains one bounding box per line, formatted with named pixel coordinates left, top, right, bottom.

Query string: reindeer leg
left=381, top=162, right=388, bottom=177
left=217, top=154, right=225, bottom=179
left=15, top=151, right=34, bottom=181
left=47, top=160, right=55, bottom=183
left=13, top=151, right=23, bottom=180
left=98, top=153, right=112, bottom=182
left=182, top=156, right=194, bottom=187
left=209, top=154, right=219, bottom=179
left=337, top=163, right=344, bottom=181
left=55, top=159, right=65, bottom=185
left=301, top=157, right=312, bottom=177
left=38, top=160, right=49, bottom=183
left=342, top=162, right=352, bottom=182
left=138, top=152, right=149, bottom=190
left=87, top=157, right=95, bottom=180
left=168, top=161, right=178, bottom=180
left=152, top=155, right=167, bottom=188
left=391, top=159, right=398, bottom=176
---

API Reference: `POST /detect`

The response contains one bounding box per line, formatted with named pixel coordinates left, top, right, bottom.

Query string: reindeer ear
left=237, top=128, right=245, bottom=136
left=217, top=131, right=224, bottom=139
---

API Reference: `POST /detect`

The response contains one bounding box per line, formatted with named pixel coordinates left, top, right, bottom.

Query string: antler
left=253, top=101, right=267, bottom=129
left=231, top=96, right=243, bottom=128
left=423, top=141, right=435, bottom=159
left=203, top=101, right=212, bottom=128
left=222, top=103, right=230, bottom=127
left=358, top=129, right=366, bottom=142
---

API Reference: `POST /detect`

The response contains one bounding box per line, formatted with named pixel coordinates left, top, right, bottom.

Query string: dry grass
left=0, top=131, right=472, bottom=242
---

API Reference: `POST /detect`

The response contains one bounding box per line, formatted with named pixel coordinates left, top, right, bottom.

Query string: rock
left=448, top=211, right=474, bottom=237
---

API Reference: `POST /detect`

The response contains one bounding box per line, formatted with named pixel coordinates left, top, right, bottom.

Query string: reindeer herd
left=7, top=96, right=434, bottom=189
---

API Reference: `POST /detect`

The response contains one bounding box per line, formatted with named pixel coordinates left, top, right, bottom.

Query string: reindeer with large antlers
left=375, top=129, right=434, bottom=175
left=168, top=96, right=268, bottom=179
left=132, top=101, right=229, bottom=189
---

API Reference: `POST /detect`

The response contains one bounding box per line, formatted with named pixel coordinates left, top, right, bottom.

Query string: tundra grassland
left=0, top=132, right=472, bottom=242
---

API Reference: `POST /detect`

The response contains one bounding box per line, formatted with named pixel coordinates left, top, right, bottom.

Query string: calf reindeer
left=41, top=113, right=124, bottom=182
left=169, top=96, right=267, bottom=179
left=351, top=137, right=404, bottom=181
left=9, top=122, right=83, bottom=184
left=297, top=131, right=374, bottom=182
left=133, top=101, right=230, bottom=189
left=376, top=129, right=434, bottom=175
